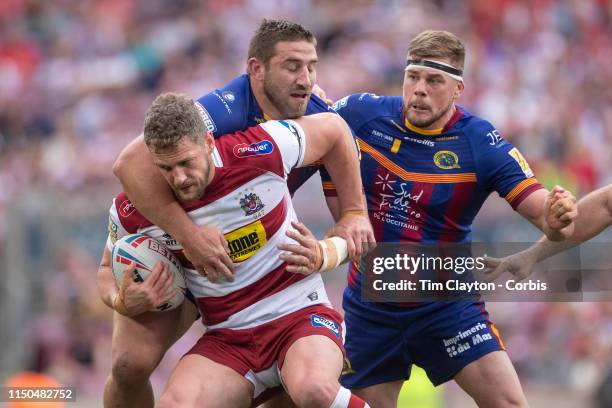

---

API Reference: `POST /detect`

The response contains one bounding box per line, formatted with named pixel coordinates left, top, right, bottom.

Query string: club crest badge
left=433, top=150, right=460, bottom=170
left=239, top=193, right=264, bottom=216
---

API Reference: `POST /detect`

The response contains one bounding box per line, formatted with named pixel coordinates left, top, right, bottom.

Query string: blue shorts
left=340, top=286, right=505, bottom=388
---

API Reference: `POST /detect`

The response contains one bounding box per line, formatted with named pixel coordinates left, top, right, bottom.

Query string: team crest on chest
left=239, top=192, right=265, bottom=216
left=433, top=150, right=460, bottom=170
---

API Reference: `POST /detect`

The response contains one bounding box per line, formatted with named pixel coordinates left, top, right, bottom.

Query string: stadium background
left=0, top=0, right=611, bottom=406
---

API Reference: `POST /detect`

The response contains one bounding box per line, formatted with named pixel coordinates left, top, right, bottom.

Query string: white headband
left=405, top=59, right=464, bottom=82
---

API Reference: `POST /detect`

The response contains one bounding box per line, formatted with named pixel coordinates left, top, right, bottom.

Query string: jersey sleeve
left=106, top=197, right=131, bottom=250
left=473, top=122, right=544, bottom=209
left=196, top=92, right=245, bottom=138
left=106, top=192, right=149, bottom=249
left=258, top=120, right=306, bottom=176
left=332, top=93, right=379, bottom=133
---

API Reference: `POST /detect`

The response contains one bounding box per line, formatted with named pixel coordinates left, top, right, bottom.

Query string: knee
left=288, top=377, right=338, bottom=408
left=111, top=351, right=158, bottom=388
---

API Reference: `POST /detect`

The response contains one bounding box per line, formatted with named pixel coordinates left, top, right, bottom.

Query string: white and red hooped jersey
left=106, top=120, right=333, bottom=330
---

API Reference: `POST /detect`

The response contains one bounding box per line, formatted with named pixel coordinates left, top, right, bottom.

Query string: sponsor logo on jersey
left=239, top=192, right=265, bottom=216
left=370, top=129, right=394, bottom=149
left=222, top=91, right=235, bottom=102
left=108, top=217, right=119, bottom=244
left=332, top=96, right=349, bottom=111
left=435, top=135, right=459, bottom=142
left=311, top=314, right=340, bottom=338
left=405, top=135, right=435, bottom=147
left=433, top=150, right=460, bottom=169
left=194, top=101, right=217, bottom=133
left=508, top=147, right=533, bottom=178
left=358, top=92, right=379, bottom=101
left=213, top=91, right=232, bottom=114
left=118, top=199, right=136, bottom=218
left=224, top=220, right=267, bottom=262
left=307, top=291, right=319, bottom=301
left=233, top=140, right=274, bottom=158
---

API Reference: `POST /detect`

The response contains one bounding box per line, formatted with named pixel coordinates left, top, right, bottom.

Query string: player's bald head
left=408, top=30, right=465, bottom=70
left=248, top=19, right=317, bottom=66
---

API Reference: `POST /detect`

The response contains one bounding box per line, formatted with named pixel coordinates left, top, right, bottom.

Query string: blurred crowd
left=1, top=0, right=612, bottom=405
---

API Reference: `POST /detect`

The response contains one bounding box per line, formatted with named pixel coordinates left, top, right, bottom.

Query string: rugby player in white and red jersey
left=97, top=93, right=370, bottom=408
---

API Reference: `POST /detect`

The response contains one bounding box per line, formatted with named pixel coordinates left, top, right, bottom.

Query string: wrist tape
left=317, top=236, right=349, bottom=272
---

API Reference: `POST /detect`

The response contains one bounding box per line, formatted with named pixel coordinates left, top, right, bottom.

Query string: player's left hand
left=278, top=221, right=322, bottom=275
left=326, top=211, right=376, bottom=261
left=543, top=186, right=577, bottom=239
left=480, top=251, right=536, bottom=282
left=312, top=83, right=333, bottom=106
left=114, top=261, right=177, bottom=316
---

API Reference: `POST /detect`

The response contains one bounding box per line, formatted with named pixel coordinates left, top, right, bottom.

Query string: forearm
left=319, top=123, right=364, bottom=213
left=532, top=188, right=612, bottom=260
left=97, top=264, right=117, bottom=309
left=541, top=222, right=572, bottom=242
left=113, top=136, right=199, bottom=244
left=324, top=196, right=342, bottom=221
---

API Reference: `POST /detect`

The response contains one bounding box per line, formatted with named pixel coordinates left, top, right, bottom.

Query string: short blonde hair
left=143, top=92, right=205, bottom=151
left=408, top=30, right=465, bottom=69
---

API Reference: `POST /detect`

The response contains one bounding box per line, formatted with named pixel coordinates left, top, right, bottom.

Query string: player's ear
left=454, top=80, right=464, bottom=99
left=204, top=131, right=215, bottom=151
left=247, top=57, right=265, bottom=81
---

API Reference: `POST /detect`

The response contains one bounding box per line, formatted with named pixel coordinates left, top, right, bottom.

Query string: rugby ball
left=111, top=233, right=186, bottom=311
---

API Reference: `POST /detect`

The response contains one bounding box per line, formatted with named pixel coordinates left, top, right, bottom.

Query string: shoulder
left=456, top=107, right=508, bottom=149
left=333, top=93, right=400, bottom=128
left=214, top=123, right=290, bottom=178
left=305, top=93, right=333, bottom=114
left=110, top=192, right=151, bottom=233
left=195, top=74, right=250, bottom=136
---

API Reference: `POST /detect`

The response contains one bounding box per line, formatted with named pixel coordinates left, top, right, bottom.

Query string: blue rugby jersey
left=196, top=74, right=335, bottom=196
left=333, top=93, right=543, bottom=289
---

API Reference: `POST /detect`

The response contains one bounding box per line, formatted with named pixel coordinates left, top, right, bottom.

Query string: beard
left=262, top=75, right=309, bottom=119
left=172, top=161, right=212, bottom=203
left=405, top=97, right=454, bottom=128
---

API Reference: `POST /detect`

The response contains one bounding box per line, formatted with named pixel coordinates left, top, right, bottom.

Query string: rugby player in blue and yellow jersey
left=332, top=30, right=577, bottom=408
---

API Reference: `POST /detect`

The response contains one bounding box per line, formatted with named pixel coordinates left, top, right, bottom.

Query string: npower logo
left=233, top=140, right=274, bottom=158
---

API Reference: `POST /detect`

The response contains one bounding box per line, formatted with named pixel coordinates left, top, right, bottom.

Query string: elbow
left=112, top=151, right=129, bottom=179
left=113, top=135, right=145, bottom=179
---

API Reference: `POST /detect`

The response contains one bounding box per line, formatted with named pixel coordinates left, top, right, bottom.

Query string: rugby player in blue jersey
left=326, top=30, right=577, bottom=407
left=105, top=20, right=373, bottom=408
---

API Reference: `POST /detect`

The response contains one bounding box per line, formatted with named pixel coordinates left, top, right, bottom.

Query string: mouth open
left=290, top=92, right=310, bottom=100
left=411, top=103, right=430, bottom=112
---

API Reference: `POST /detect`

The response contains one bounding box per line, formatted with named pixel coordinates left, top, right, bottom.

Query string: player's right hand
left=326, top=212, right=376, bottom=261
left=543, top=185, right=577, bottom=238
left=114, top=261, right=177, bottom=317
left=313, top=83, right=333, bottom=106
left=181, top=225, right=234, bottom=283
left=481, top=251, right=536, bottom=283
